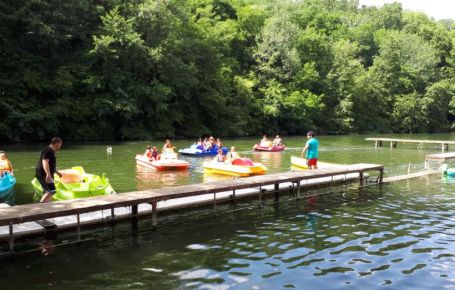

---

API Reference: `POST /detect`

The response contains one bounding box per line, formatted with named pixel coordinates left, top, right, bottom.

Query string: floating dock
left=0, top=164, right=384, bottom=254
left=366, top=137, right=455, bottom=152
left=424, top=152, right=455, bottom=168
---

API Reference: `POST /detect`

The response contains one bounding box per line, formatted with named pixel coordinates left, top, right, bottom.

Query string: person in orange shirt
left=0, top=151, right=13, bottom=176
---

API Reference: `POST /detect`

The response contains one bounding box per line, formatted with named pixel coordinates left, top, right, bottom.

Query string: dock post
left=258, top=186, right=263, bottom=208
left=442, top=143, right=448, bottom=152
left=131, top=205, right=138, bottom=232
left=213, top=193, right=217, bottom=214
left=359, top=172, right=364, bottom=186
left=152, top=201, right=158, bottom=230
left=390, top=141, right=397, bottom=148
left=76, top=212, right=81, bottom=241
left=379, top=168, right=383, bottom=183
left=231, top=189, right=236, bottom=199
left=297, top=181, right=301, bottom=199
left=274, top=184, right=279, bottom=202
left=9, top=222, right=14, bottom=254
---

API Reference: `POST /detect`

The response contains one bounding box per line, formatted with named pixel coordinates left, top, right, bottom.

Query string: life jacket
left=0, top=159, right=12, bottom=172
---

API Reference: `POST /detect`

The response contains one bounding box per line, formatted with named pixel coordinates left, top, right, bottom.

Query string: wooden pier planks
left=0, top=164, right=383, bottom=227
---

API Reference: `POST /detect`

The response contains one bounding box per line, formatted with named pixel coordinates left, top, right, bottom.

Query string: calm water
left=2, top=134, right=455, bottom=289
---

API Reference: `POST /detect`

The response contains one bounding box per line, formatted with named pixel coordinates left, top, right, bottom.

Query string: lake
left=1, top=134, right=455, bottom=289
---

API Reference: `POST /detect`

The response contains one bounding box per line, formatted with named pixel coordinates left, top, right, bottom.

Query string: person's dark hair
left=50, top=137, right=62, bottom=145
left=307, top=131, right=314, bottom=137
left=147, top=145, right=152, bottom=149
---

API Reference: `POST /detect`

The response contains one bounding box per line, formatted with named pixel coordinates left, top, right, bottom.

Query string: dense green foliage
left=1, top=0, right=455, bottom=141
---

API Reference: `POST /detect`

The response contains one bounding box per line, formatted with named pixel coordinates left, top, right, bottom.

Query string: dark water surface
left=2, top=134, right=455, bottom=289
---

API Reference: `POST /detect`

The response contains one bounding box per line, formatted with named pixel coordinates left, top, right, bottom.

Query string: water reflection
left=251, top=151, right=284, bottom=171
left=202, top=173, right=238, bottom=183
left=442, top=175, right=455, bottom=184
left=135, top=165, right=190, bottom=189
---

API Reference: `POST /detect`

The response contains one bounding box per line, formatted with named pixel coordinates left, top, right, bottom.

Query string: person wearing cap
left=301, top=131, right=319, bottom=169
left=0, top=151, right=14, bottom=176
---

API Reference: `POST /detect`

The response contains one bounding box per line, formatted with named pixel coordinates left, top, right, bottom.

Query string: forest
left=1, top=0, right=455, bottom=141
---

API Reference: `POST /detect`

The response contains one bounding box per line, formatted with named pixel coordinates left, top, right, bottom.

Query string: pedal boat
left=135, top=153, right=189, bottom=171
left=253, top=144, right=285, bottom=152
left=179, top=144, right=228, bottom=156
left=0, top=172, right=16, bottom=201
left=203, top=158, right=267, bottom=177
left=291, top=156, right=342, bottom=170
left=32, top=166, right=115, bottom=201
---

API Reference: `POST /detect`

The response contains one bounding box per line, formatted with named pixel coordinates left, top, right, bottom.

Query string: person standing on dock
left=301, top=131, right=319, bottom=169
left=36, top=137, right=63, bottom=203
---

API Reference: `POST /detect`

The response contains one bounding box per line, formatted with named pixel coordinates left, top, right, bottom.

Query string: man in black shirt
left=36, top=137, right=63, bottom=202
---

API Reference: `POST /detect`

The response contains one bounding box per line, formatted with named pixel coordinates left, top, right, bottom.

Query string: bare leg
left=40, top=192, right=53, bottom=203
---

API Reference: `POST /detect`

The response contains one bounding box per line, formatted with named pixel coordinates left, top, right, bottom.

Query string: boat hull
left=135, top=155, right=189, bottom=171
left=291, top=156, right=342, bottom=170
left=0, top=172, right=16, bottom=201
left=253, top=144, right=285, bottom=152
left=203, top=160, right=267, bottom=177
left=32, top=166, right=115, bottom=201
left=179, top=145, right=228, bottom=156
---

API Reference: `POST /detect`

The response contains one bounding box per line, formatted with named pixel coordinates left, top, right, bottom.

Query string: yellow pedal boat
left=203, top=158, right=267, bottom=177
left=291, top=156, right=343, bottom=170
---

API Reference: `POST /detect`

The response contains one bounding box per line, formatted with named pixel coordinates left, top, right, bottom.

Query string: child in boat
left=0, top=151, right=13, bottom=176
left=273, top=135, right=282, bottom=146
left=214, top=149, right=225, bottom=162
left=196, top=138, right=203, bottom=150
left=145, top=145, right=152, bottom=158
left=216, top=138, right=223, bottom=148
left=151, top=146, right=160, bottom=161
left=204, top=137, right=214, bottom=151
left=226, top=147, right=240, bottom=161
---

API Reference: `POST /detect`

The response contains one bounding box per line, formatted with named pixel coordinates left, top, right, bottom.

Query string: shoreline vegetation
left=1, top=0, right=455, bottom=142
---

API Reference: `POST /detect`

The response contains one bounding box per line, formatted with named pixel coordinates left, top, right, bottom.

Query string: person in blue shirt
left=301, top=131, right=319, bottom=169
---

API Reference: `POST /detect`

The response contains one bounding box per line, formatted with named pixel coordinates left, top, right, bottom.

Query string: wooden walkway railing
left=366, top=137, right=455, bottom=152
left=424, top=152, right=455, bottom=168
left=0, top=164, right=383, bottom=253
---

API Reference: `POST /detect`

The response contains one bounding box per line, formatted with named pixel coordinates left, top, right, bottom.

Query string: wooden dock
left=424, top=152, right=455, bottom=169
left=0, top=164, right=383, bottom=254
left=366, top=137, right=455, bottom=152
left=382, top=170, right=440, bottom=183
